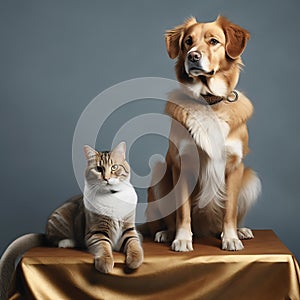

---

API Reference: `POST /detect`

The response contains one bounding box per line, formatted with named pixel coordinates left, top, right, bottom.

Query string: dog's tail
left=0, top=233, right=45, bottom=300
left=238, top=168, right=262, bottom=222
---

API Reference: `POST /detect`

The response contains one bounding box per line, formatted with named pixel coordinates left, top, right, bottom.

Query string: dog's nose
left=188, top=51, right=201, bottom=62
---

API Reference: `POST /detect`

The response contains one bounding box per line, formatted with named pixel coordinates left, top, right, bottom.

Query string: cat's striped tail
left=0, top=233, right=45, bottom=300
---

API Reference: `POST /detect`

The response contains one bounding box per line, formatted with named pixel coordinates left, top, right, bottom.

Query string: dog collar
left=201, top=90, right=238, bottom=105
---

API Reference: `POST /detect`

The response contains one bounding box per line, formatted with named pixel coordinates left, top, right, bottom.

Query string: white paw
left=237, top=227, right=254, bottom=240
left=171, top=228, right=193, bottom=252
left=221, top=236, right=244, bottom=251
left=154, top=230, right=173, bottom=243
left=58, top=239, right=76, bottom=248
left=171, top=239, right=193, bottom=252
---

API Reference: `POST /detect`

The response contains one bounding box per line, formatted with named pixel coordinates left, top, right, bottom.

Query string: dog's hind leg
left=237, top=168, right=261, bottom=239
left=146, top=161, right=176, bottom=241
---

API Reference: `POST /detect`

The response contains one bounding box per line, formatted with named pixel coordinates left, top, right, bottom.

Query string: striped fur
left=46, top=142, right=143, bottom=273
left=0, top=143, right=143, bottom=298
left=0, top=233, right=45, bottom=300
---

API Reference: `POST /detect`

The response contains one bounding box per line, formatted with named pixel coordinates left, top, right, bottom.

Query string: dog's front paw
left=237, top=227, right=254, bottom=240
left=171, top=228, right=193, bottom=252
left=171, top=239, right=193, bottom=252
left=221, top=233, right=244, bottom=251
left=154, top=230, right=174, bottom=243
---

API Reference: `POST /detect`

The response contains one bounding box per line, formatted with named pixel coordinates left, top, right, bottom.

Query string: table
left=8, top=230, right=300, bottom=300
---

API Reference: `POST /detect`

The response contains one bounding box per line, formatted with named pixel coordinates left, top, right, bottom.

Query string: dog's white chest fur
left=168, top=89, right=242, bottom=208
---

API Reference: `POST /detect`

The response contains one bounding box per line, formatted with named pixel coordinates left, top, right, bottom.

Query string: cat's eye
left=111, top=164, right=118, bottom=171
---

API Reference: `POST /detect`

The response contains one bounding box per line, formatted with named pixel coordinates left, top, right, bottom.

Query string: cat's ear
left=83, top=145, right=98, bottom=160
left=111, top=142, right=126, bottom=161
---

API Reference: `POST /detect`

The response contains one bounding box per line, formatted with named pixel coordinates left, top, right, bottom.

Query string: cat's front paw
left=126, top=240, right=144, bottom=269
left=95, top=254, right=114, bottom=274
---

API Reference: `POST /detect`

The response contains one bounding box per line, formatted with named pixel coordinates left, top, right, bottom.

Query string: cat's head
left=83, top=142, right=130, bottom=189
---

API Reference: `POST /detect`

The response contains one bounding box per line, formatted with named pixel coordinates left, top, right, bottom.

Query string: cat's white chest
left=83, top=182, right=137, bottom=220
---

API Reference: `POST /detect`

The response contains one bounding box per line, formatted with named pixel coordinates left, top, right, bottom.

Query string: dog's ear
left=217, top=16, right=250, bottom=59
left=165, top=17, right=197, bottom=59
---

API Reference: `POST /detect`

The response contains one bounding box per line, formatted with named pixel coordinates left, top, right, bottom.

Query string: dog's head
left=165, top=16, right=250, bottom=98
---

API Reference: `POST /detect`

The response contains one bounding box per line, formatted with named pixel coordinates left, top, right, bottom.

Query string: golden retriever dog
left=145, top=16, right=261, bottom=251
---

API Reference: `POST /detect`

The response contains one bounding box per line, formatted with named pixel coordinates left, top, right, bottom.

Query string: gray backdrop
left=1, top=0, right=300, bottom=261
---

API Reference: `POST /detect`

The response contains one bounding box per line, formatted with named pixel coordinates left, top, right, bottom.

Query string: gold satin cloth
left=9, top=230, right=300, bottom=300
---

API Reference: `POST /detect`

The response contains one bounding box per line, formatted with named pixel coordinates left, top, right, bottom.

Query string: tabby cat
left=46, top=142, right=144, bottom=273
left=0, top=142, right=143, bottom=299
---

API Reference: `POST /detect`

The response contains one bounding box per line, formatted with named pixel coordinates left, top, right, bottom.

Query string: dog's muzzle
left=186, top=51, right=214, bottom=76
left=187, top=51, right=202, bottom=72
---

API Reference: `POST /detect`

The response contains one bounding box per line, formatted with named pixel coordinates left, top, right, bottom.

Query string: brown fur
left=146, top=16, right=260, bottom=251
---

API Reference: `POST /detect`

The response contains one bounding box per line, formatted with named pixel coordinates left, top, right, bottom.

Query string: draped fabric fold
left=9, top=230, right=300, bottom=300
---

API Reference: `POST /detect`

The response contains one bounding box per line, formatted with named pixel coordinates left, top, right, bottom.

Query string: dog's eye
left=185, top=36, right=193, bottom=46
left=209, top=38, right=219, bottom=46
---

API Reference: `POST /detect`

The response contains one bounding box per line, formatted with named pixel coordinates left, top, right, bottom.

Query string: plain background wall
left=1, top=0, right=300, bottom=261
